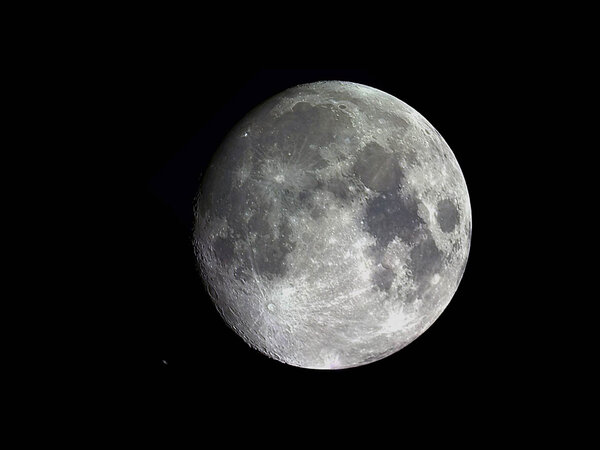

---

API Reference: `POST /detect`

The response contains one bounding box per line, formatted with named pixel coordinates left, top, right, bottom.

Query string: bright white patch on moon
left=193, top=81, right=471, bottom=369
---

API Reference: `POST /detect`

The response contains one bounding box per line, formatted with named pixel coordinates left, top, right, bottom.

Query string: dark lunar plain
left=108, top=64, right=551, bottom=424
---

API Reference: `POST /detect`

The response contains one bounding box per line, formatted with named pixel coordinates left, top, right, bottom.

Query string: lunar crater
left=436, top=198, right=460, bottom=233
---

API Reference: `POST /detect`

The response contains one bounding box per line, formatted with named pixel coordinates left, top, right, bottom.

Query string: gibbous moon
left=193, top=81, right=471, bottom=369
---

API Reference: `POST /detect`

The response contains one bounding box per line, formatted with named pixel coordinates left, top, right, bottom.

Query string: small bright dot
left=162, top=360, right=168, bottom=365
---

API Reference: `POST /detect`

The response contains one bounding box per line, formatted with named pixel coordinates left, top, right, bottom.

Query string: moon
left=193, top=81, right=471, bottom=369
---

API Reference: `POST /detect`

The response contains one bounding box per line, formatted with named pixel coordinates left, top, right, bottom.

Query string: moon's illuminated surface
left=193, top=81, right=471, bottom=369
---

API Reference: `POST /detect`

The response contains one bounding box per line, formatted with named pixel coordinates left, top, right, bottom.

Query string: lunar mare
left=193, top=81, right=471, bottom=369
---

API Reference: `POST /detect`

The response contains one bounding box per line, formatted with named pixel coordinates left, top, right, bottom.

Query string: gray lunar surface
left=193, top=81, right=471, bottom=369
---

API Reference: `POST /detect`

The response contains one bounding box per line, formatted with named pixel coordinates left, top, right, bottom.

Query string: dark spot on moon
left=408, top=233, right=444, bottom=285
left=364, top=191, right=423, bottom=247
left=297, top=190, right=313, bottom=207
left=319, top=178, right=350, bottom=201
left=372, top=266, right=395, bottom=292
left=338, top=104, right=347, bottom=109
left=402, top=289, right=419, bottom=305
left=436, top=199, right=459, bottom=233
left=292, top=101, right=312, bottom=113
left=212, top=236, right=234, bottom=266
left=249, top=218, right=296, bottom=279
left=353, top=142, right=404, bottom=193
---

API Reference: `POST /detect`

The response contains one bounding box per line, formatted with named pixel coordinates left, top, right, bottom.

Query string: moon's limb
left=194, top=81, right=471, bottom=369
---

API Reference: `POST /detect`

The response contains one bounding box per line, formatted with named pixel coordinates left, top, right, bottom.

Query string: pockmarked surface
left=194, top=81, right=471, bottom=369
